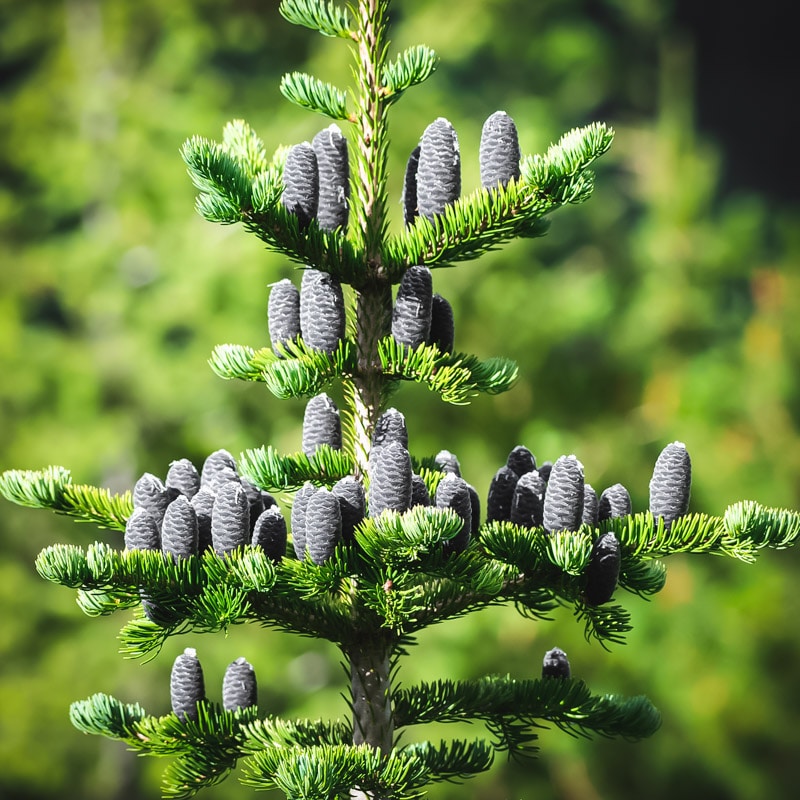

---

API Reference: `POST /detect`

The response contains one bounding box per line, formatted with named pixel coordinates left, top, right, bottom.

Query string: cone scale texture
left=170, top=648, right=205, bottom=723
left=222, top=657, right=258, bottom=712
left=392, top=265, right=433, bottom=348
left=302, top=393, right=342, bottom=457
left=281, top=141, right=318, bottom=227
left=479, top=110, right=521, bottom=189
left=416, top=117, right=461, bottom=220
left=368, top=441, right=412, bottom=517
left=486, top=465, right=519, bottom=523
left=542, top=455, right=585, bottom=533
left=598, top=483, right=632, bottom=522
left=306, top=487, right=343, bottom=565
left=211, top=481, right=251, bottom=555
left=252, top=505, right=287, bottom=562
left=124, top=508, right=161, bottom=551
left=299, top=269, right=345, bottom=354
left=372, top=408, right=408, bottom=449
left=402, top=145, right=421, bottom=226
left=268, top=279, right=301, bottom=351
left=161, top=495, right=199, bottom=560
left=166, top=459, right=200, bottom=499
left=312, top=124, right=349, bottom=232
left=510, top=470, right=546, bottom=528
left=291, top=483, right=315, bottom=560
left=506, top=445, right=536, bottom=477
left=436, top=473, right=472, bottom=555
left=649, top=441, right=692, bottom=528
left=332, top=476, right=366, bottom=543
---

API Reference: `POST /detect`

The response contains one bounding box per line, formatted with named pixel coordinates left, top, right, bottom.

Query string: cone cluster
left=170, top=648, right=258, bottom=722
left=482, top=441, right=693, bottom=605
left=267, top=269, right=345, bottom=355
left=125, top=450, right=286, bottom=561
left=390, top=264, right=456, bottom=354
left=281, top=124, right=350, bottom=232
left=402, top=110, right=521, bottom=227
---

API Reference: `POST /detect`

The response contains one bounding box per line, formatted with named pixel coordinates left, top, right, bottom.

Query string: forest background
left=1, top=0, right=798, bottom=799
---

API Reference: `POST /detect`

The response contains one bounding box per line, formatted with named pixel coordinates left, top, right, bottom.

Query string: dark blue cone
left=417, top=117, right=461, bottom=220
left=211, top=481, right=251, bottom=555
left=372, top=408, right=408, bottom=449
left=392, top=265, right=433, bottom=348
left=479, top=110, right=521, bottom=189
left=299, top=269, right=345, bottom=354
left=312, top=124, right=349, bottom=232
left=268, top=279, right=301, bottom=352
left=302, top=393, right=342, bottom=457
left=166, top=458, right=200, bottom=499
left=252, top=505, right=287, bottom=562
left=222, top=657, right=258, bottom=712
left=582, top=484, right=599, bottom=527
left=428, top=293, right=455, bottom=354
left=306, top=487, right=342, bottom=565
left=291, top=483, right=315, bottom=560
left=332, top=476, right=366, bottom=543
left=510, top=470, right=546, bottom=528
left=598, top=483, right=632, bottom=522
left=436, top=473, right=472, bottom=556
left=161, top=495, right=199, bottom=560
left=411, top=473, right=431, bottom=507
left=584, top=532, right=621, bottom=606
left=281, top=141, right=318, bottom=227
left=434, top=449, right=461, bottom=476
left=506, top=445, right=536, bottom=477
left=649, top=441, right=692, bottom=529
left=368, top=440, right=412, bottom=517
left=542, top=455, right=584, bottom=533
left=170, top=647, right=205, bottom=723
left=542, top=647, right=571, bottom=679
left=402, top=145, right=421, bottom=226
left=486, top=465, right=519, bottom=523
left=200, top=449, right=237, bottom=489
left=133, top=473, right=177, bottom=526
left=191, top=488, right=215, bottom=552
left=124, top=508, right=161, bottom=551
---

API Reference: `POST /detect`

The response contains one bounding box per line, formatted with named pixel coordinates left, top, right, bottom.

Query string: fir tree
left=2, top=2, right=800, bottom=799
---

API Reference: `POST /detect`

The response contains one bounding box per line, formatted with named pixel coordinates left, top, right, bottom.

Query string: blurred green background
left=1, top=0, right=798, bottom=798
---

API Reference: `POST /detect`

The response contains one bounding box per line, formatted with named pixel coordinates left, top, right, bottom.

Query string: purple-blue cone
left=542, top=647, right=571, bottom=679
left=302, top=393, right=342, bottom=457
left=170, top=647, right=205, bottom=723
left=429, top=293, right=455, bottom=354
left=649, top=441, right=692, bottom=529
left=584, top=532, right=621, bottom=606
left=161, top=495, right=199, bottom=560
left=416, top=117, right=461, bottom=220
left=299, top=269, right=345, bottom=354
left=222, top=657, right=258, bottom=712
left=305, top=487, right=342, bottom=565
left=510, top=470, right=546, bottom=528
left=598, top=483, right=632, bottom=522
left=368, top=440, right=412, bottom=517
left=542, top=455, right=585, bottom=533
left=436, top=473, right=472, bottom=555
left=211, top=481, right=251, bottom=555
left=486, top=465, right=519, bottom=523
left=268, top=279, right=301, bottom=352
left=252, top=505, right=287, bottom=562
left=281, top=141, right=318, bottom=227
left=312, top=124, right=349, bottom=232
left=479, top=110, right=521, bottom=189
left=392, top=265, right=433, bottom=349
